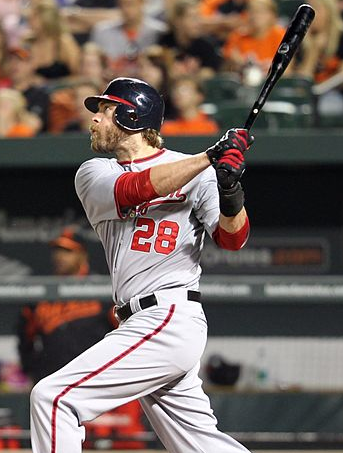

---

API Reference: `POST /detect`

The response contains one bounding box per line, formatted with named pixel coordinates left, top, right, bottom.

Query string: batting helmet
left=84, top=77, right=165, bottom=132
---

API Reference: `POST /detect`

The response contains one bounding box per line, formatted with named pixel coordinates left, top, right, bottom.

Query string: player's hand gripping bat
left=244, top=3, right=316, bottom=130
left=213, top=4, right=315, bottom=191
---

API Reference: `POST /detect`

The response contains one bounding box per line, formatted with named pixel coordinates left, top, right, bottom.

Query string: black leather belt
left=116, top=290, right=201, bottom=322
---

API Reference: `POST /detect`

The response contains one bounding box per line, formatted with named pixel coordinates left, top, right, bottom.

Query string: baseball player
left=30, top=77, right=253, bottom=453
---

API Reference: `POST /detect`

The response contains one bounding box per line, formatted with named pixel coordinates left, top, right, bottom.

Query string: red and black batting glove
left=206, top=128, right=254, bottom=168
left=206, top=128, right=254, bottom=217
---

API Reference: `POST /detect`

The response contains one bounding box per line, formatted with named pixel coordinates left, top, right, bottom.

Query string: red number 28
left=131, top=218, right=180, bottom=255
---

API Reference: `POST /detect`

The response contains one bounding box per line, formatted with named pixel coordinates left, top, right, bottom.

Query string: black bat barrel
left=244, top=4, right=315, bottom=131
left=275, top=4, right=315, bottom=71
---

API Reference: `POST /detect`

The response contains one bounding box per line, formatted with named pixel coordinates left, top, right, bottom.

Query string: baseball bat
left=244, top=3, right=315, bottom=131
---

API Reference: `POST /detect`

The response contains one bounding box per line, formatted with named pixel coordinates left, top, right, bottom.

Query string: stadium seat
left=213, top=98, right=312, bottom=131
left=268, top=75, right=314, bottom=105
left=209, top=75, right=315, bottom=130
left=203, top=73, right=243, bottom=104
left=213, top=100, right=269, bottom=130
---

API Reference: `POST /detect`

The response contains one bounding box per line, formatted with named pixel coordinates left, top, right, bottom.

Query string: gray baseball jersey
left=75, top=148, right=220, bottom=304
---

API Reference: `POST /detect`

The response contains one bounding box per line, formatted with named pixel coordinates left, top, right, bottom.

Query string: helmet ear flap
left=113, top=103, right=139, bottom=130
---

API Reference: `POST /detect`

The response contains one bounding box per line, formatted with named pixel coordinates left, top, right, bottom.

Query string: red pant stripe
left=51, top=304, right=176, bottom=453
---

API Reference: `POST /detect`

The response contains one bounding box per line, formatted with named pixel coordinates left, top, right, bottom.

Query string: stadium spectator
left=17, top=226, right=146, bottom=450
left=47, top=42, right=108, bottom=133
left=79, top=41, right=109, bottom=90
left=222, top=0, right=285, bottom=80
left=287, top=0, right=343, bottom=118
left=74, top=0, right=116, bottom=5
left=23, top=0, right=81, bottom=80
left=144, top=0, right=168, bottom=21
left=62, top=0, right=167, bottom=44
left=0, top=24, right=11, bottom=88
left=158, top=0, right=223, bottom=79
left=0, top=0, right=23, bottom=47
left=90, top=0, right=166, bottom=78
left=136, top=45, right=175, bottom=118
left=60, top=0, right=120, bottom=45
left=63, top=80, right=100, bottom=132
left=73, top=0, right=165, bottom=17
left=7, top=47, right=51, bottom=132
left=288, top=0, right=343, bottom=83
left=198, top=0, right=248, bottom=42
left=0, top=88, right=41, bottom=137
left=161, top=75, right=219, bottom=135
left=200, top=0, right=246, bottom=15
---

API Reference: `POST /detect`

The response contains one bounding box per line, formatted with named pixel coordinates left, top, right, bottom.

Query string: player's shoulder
left=77, top=157, right=120, bottom=172
left=75, top=157, right=121, bottom=184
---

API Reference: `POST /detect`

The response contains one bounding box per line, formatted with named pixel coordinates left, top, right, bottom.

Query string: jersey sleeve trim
left=113, top=176, right=129, bottom=220
left=114, top=175, right=132, bottom=220
left=212, top=216, right=250, bottom=251
left=114, top=168, right=159, bottom=218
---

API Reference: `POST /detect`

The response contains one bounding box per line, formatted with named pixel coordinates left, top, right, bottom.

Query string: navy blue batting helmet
left=84, top=77, right=165, bottom=132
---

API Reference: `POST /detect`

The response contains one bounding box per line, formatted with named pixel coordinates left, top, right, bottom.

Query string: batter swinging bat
left=244, top=3, right=315, bottom=131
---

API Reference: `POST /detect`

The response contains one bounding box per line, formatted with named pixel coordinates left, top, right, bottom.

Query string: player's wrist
left=200, top=151, right=213, bottom=167
left=218, top=182, right=245, bottom=217
left=195, top=151, right=213, bottom=169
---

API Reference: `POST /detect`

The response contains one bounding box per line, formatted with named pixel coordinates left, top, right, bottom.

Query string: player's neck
left=116, top=140, right=160, bottom=163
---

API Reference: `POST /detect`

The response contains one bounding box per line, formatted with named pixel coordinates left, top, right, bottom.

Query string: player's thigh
left=31, top=306, right=184, bottom=422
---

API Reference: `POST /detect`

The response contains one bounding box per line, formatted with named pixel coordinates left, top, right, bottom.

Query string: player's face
left=90, top=102, right=127, bottom=154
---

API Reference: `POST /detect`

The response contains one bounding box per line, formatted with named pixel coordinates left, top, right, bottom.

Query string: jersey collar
left=118, top=149, right=165, bottom=165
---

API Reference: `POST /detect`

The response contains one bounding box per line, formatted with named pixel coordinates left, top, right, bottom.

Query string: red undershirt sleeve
left=114, top=168, right=159, bottom=210
left=212, top=216, right=250, bottom=251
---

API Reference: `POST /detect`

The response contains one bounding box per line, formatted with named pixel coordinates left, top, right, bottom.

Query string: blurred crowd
left=0, top=0, right=343, bottom=138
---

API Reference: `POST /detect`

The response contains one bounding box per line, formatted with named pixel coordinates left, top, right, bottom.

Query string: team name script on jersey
left=136, top=188, right=187, bottom=215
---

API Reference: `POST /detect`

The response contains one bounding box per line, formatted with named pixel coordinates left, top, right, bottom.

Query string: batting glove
left=206, top=128, right=254, bottom=168
left=211, top=129, right=254, bottom=217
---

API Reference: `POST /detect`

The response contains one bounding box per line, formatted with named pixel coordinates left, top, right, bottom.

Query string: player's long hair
left=142, top=129, right=164, bottom=148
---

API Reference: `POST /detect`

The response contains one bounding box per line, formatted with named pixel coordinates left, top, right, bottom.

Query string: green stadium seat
left=269, top=76, right=314, bottom=105
left=208, top=75, right=315, bottom=129
left=213, top=98, right=312, bottom=131
left=213, top=100, right=269, bottom=130
left=203, top=73, right=243, bottom=104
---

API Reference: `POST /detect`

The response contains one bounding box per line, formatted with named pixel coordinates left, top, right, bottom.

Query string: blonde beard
left=90, top=123, right=128, bottom=155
